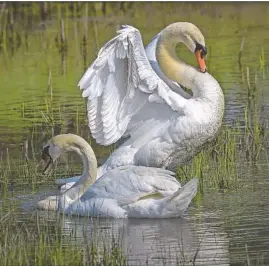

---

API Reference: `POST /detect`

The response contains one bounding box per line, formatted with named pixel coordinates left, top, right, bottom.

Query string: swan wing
left=78, top=25, right=188, bottom=146
left=81, top=166, right=181, bottom=206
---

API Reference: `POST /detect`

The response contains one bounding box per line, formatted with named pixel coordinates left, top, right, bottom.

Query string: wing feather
left=78, top=25, right=187, bottom=145
left=81, top=166, right=180, bottom=206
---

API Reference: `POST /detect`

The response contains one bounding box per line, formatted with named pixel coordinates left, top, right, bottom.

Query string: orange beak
left=195, top=50, right=207, bottom=73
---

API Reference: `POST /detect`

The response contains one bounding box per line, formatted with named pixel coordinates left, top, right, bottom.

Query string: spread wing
left=78, top=25, right=188, bottom=146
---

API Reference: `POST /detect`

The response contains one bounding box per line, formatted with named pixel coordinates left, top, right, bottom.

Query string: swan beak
left=42, top=157, right=53, bottom=174
left=195, top=50, right=207, bottom=73
left=41, top=149, right=53, bottom=174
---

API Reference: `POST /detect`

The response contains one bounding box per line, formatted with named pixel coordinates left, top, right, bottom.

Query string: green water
left=1, top=2, right=269, bottom=265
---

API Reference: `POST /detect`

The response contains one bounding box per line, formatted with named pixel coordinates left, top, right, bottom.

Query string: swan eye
left=201, top=47, right=207, bottom=59
left=195, top=43, right=207, bottom=58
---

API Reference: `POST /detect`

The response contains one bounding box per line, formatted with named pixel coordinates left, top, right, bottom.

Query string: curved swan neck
left=61, top=135, right=97, bottom=203
left=156, top=37, right=187, bottom=87
left=156, top=23, right=204, bottom=94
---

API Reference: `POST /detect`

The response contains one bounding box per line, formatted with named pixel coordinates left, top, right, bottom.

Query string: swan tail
left=160, top=177, right=198, bottom=217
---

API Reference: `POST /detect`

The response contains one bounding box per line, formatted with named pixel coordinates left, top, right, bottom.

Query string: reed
left=0, top=211, right=127, bottom=266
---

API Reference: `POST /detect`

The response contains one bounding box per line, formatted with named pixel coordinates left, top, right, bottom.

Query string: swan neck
left=156, top=36, right=223, bottom=101
left=63, top=137, right=97, bottom=203
left=156, top=36, right=186, bottom=87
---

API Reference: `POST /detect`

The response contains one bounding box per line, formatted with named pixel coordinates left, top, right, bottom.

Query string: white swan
left=38, top=134, right=198, bottom=218
left=57, top=22, right=224, bottom=186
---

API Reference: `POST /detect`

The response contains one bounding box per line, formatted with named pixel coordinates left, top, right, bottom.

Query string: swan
left=38, top=134, right=198, bottom=218
left=57, top=22, right=224, bottom=186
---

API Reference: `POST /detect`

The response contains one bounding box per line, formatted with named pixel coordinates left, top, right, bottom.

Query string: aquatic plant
left=0, top=211, right=127, bottom=266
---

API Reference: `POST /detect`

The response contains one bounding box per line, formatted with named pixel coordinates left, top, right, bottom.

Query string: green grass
left=0, top=211, right=127, bottom=266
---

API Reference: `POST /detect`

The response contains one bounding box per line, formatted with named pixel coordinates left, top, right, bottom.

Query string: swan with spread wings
left=57, top=22, right=224, bottom=185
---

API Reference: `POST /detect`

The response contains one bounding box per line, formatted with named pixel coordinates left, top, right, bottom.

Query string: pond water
left=1, top=2, right=269, bottom=265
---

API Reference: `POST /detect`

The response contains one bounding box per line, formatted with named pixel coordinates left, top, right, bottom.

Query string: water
left=58, top=213, right=230, bottom=265
left=1, top=2, right=269, bottom=265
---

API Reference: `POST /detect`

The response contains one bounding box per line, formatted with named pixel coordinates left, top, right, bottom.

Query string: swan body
left=39, top=134, right=198, bottom=218
left=57, top=22, right=224, bottom=186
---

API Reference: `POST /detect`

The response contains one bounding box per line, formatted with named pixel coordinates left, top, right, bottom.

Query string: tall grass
left=0, top=211, right=127, bottom=266
left=177, top=125, right=239, bottom=191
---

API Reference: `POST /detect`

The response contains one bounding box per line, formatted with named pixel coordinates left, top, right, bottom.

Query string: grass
left=0, top=211, right=127, bottom=266
left=177, top=125, right=239, bottom=191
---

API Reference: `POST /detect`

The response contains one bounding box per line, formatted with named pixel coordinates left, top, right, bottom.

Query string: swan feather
left=78, top=25, right=187, bottom=146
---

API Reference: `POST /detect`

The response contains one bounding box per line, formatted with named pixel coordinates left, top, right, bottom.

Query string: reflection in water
left=25, top=160, right=269, bottom=265
left=19, top=174, right=269, bottom=266
left=56, top=211, right=230, bottom=265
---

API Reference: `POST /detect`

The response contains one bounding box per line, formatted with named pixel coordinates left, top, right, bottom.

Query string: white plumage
left=57, top=22, right=224, bottom=186
left=38, top=134, right=198, bottom=218
left=60, top=167, right=198, bottom=218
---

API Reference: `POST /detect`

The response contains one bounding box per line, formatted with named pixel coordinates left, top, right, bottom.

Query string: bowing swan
left=38, top=134, right=198, bottom=218
left=57, top=22, right=224, bottom=186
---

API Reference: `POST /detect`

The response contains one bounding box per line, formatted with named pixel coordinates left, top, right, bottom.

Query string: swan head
left=160, top=22, right=207, bottom=72
left=177, top=22, right=207, bottom=73
left=41, top=134, right=88, bottom=174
